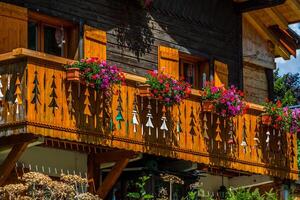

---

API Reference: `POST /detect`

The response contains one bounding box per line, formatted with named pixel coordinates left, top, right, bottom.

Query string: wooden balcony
left=0, top=48, right=298, bottom=180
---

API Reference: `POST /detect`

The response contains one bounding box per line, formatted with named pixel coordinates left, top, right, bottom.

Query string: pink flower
left=211, top=86, right=219, bottom=94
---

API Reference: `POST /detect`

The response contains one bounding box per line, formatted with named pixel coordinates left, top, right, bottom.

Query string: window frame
left=179, top=53, right=209, bottom=89
left=28, top=11, right=77, bottom=58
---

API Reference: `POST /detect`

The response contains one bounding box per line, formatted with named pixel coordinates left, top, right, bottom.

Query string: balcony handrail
left=0, top=48, right=264, bottom=111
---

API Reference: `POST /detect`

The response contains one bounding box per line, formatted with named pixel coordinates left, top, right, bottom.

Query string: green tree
left=274, top=68, right=300, bottom=106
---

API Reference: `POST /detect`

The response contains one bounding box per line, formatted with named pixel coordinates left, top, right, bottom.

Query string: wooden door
left=0, top=2, right=28, bottom=54
left=158, top=45, right=179, bottom=79
left=84, top=25, right=106, bottom=60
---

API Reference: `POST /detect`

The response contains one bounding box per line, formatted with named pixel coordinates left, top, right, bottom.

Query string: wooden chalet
left=0, top=0, right=300, bottom=199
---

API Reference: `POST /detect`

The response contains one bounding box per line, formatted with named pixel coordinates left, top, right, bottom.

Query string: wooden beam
left=87, top=153, right=100, bottom=194
left=235, top=0, right=285, bottom=12
left=93, top=150, right=136, bottom=163
left=97, top=158, right=129, bottom=199
left=288, top=0, right=300, bottom=12
left=0, top=142, right=30, bottom=185
left=244, top=13, right=290, bottom=60
left=264, top=8, right=288, bottom=29
left=0, top=134, right=37, bottom=147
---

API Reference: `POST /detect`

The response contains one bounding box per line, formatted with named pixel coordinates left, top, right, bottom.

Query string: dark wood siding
left=3, top=0, right=242, bottom=85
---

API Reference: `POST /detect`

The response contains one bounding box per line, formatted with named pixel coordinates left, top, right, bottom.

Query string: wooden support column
left=87, top=153, right=100, bottom=193
left=0, top=142, right=30, bottom=186
left=97, top=158, right=129, bottom=199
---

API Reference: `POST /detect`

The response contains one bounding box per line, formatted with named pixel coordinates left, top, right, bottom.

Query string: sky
left=275, top=23, right=300, bottom=75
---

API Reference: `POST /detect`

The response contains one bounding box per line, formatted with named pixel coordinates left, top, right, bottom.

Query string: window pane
left=44, top=25, right=62, bottom=56
left=28, top=22, right=37, bottom=51
left=183, top=63, right=194, bottom=86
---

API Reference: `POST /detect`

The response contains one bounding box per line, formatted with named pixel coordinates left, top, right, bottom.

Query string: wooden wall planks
left=2, top=0, right=241, bottom=79
left=243, top=64, right=269, bottom=104
left=243, top=17, right=275, bottom=70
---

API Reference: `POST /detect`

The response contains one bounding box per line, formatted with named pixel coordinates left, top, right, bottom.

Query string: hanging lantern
left=218, top=175, right=227, bottom=200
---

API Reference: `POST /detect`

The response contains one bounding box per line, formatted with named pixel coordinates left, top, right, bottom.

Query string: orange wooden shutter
left=214, top=60, right=228, bottom=88
left=0, top=2, right=28, bottom=54
left=158, top=46, right=179, bottom=79
left=84, top=25, right=107, bottom=60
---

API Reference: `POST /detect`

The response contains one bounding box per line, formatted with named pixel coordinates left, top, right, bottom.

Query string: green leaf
left=127, top=193, right=141, bottom=199
left=143, top=194, right=154, bottom=199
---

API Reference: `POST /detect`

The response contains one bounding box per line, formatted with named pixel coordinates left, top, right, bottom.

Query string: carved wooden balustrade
left=0, top=48, right=297, bottom=180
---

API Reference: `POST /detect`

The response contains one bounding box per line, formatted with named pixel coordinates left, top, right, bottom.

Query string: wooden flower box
left=138, top=84, right=151, bottom=97
left=66, top=68, right=80, bottom=82
left=202, top=100, right=215, bottom=112
left=261, top=114, right=272, bottom=125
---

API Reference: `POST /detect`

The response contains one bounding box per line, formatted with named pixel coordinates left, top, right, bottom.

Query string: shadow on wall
left=113, top=0, right=154, bottom=60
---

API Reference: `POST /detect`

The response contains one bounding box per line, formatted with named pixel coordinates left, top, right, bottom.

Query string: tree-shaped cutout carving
left=14, top=73, right=22, bottom=115
left=48, top=75, right=58, bottom=114
left=176, top=105, right=182, bottom=141
left=203, top=113, right=209, bottom=140
left=84, top=87, right=91, bottom=124
left=290, top=133, right=295, bottom=164
left=132, top=93, right=139, bottom=133
left=215, top=117, right=222, bottom=149
left=241, top=118, right=247, bottom=153
left=67, top=84, right=74, bottom=118
left=116, top=86, right=124, bottom=129
left=189, top=106, right=196, bottom=141
left=145, top=99, right=154, bottom=136
left=0, top=75, right=3, bottom=102
left=160, top=105, right=168, bottom=138
left=228, top=118, right=236, bottom=154
left=31, top=71, right=40, bottom=112
left=253, top=119, right=260, bottom=150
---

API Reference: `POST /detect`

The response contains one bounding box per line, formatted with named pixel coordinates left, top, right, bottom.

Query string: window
left=179, top=54, right=209, bottom=89
left=28, top=12, right=78, bottom=59
left=28, top=21, right=37, bottom=51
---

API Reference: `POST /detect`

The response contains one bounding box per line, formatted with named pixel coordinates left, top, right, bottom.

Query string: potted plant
left=200, top=81, right=223, bottom=112
left=261, top=114, right=272, bottom=125
left=262, top=100, right=284, bottom=128
left=65, top=57, right=125, bottom=91
left=66, top=66, right=81, bottom=82
left=140, top=70, right=191, bottom=107
left=216, top=86, right=247, bottom=118
left=138, top=83, right=152, bottom=97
